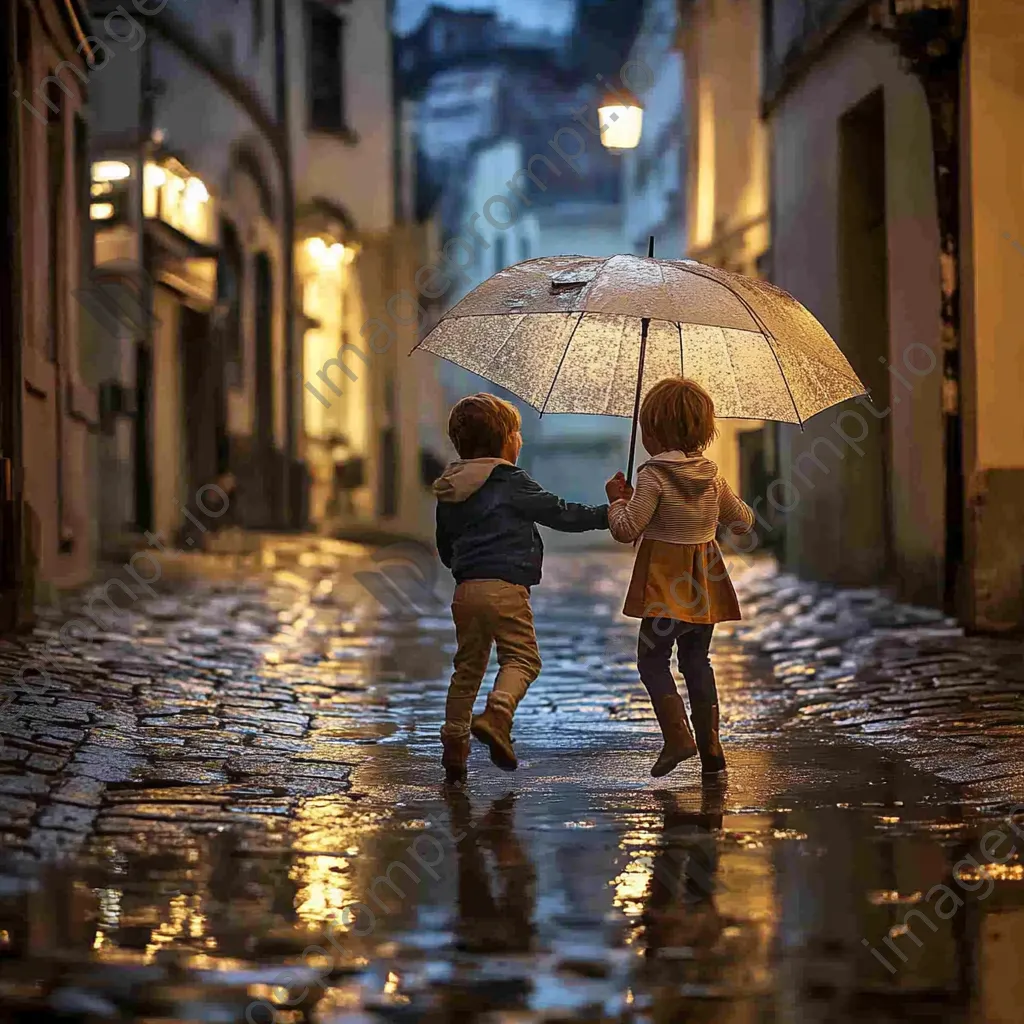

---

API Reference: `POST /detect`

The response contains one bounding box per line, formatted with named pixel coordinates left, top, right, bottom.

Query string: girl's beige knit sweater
left=608, top=451, right=755, bottom=545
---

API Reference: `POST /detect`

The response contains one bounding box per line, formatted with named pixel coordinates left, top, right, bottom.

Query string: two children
left=434, top=379, right=754, bottom=784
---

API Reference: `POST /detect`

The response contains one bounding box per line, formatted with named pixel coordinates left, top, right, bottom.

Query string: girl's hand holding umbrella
left=605, top=472, right=633, bottom=503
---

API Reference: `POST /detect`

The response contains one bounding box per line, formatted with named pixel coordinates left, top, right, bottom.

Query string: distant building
left=435, top=135, right=631, bottom=503
left=395, top=2, right=645, bottom=504
left=622, top=0, right=686, bottom=260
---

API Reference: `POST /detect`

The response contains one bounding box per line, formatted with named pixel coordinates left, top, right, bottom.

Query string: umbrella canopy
left=414, top=253, right=866, bottom=426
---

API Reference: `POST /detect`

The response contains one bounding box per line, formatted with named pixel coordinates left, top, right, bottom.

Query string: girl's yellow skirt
left=623, top=538, right=741, bottom=624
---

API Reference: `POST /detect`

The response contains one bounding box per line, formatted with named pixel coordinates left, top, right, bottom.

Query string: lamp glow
left=305, top=237, right=328, bottom=259
left=90, top=202, right=115, bottom=220
left=185, top=177, right=209, bottom=203
left=92, top=160, right=131, bottom=182
left=144, top=164, right=167, bottom=188
left=598, top=88, right=644, bottom=151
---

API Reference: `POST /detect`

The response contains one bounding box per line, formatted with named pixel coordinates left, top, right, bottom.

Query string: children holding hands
left=434, top=378, right=754, bottom=784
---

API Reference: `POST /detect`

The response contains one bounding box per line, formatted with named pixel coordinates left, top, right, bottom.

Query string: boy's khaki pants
left=442, top=580, right=542, bottom=738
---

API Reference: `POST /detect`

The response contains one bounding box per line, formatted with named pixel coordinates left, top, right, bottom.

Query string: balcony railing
left=762, top=0, right=870, bottom=109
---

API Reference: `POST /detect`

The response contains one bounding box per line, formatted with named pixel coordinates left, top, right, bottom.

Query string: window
left=518, top=235, right=529, bottom=263
left=218, top=220, right=244, bottom=381
left=307, top=3, right=346, bottom=132
left=493, top=235, right=506, bottom=274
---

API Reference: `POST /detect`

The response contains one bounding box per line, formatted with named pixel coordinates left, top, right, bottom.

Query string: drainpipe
left=869, top=0, right=967, bottom=615
left=274, top=0, right=297, bottom=529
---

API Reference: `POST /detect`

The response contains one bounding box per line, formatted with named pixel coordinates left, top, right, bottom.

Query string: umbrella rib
left=539, top=311, right=585, bottom=417
left=720, top=326, right=745, bottom=416
left=677, top=321, right=684, bottom=377
left=671, top=262, right=803, bottom=428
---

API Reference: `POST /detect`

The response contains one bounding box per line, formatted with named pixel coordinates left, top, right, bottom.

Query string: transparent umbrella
left=413, top=239, right=867, bottom=478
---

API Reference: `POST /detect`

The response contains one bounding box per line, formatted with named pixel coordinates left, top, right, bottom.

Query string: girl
left=606, top=377, right=755, bottom=778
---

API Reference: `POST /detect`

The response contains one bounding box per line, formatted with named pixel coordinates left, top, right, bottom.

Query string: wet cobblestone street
left=2, top=538, right=1024, bottom=1022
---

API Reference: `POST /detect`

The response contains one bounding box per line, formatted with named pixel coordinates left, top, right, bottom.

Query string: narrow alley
left=1, top=540, right=1023, bottom=1022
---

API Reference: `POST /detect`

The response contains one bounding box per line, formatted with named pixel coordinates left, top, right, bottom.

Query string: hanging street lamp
left=598, top=86, right=644, bottom=151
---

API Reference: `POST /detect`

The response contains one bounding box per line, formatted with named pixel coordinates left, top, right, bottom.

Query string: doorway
left=253, top=252, right=275, bottom=526
left=838, top=88, right=893, bottom=580
left=134, top=344, right=153, bottom=532
left=180, top=304, right=223, bottom=500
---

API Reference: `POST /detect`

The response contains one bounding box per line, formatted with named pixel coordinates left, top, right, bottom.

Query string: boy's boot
left=440, top=726, right=471, bottom=784
left=651, top=694, right=699, bottom=777
left=471, top=691, right=518, bottom=771
left=690, top=702, right=727, bottom=776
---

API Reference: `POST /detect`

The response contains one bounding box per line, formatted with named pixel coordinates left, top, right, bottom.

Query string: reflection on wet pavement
left=1, top=540, right=1023, bottom=1021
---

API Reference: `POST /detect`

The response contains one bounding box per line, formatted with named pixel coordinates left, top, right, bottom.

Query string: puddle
left=1, top=545, right=1023, bottom=1021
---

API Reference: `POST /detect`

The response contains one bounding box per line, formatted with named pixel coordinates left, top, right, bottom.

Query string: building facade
left=85, top=0, right=297, bottom=548
left=287, top=0, right=447, bottom=541
left=2, top=0, right=99, bottom=628
left=676, top=0, right=772, bottom=503
left=761, top=0, right=1024, bottom=630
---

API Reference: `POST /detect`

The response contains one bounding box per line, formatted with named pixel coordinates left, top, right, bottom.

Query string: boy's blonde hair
left=639, top=376, right=718, bottom=453
left=448, top=392, right=522, bottom=459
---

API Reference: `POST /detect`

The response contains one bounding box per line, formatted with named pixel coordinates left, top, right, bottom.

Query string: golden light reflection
left=868, top=890, right=923, bottom=906
left=287, top=796, right=383, bottom=931
left=959, top=863, right=1024, bottom=882
left=611, top=816, right=660, bottom=929
left=292, top=854, right=352, bottom=926
left=143, top=893, right=207, bottom=963
left=91, top=886, right=123, bottom=952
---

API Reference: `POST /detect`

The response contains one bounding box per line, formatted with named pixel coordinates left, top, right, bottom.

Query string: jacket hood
left=639, top=451, right=718, bottom=497
left=433, top=458, right=512, bottom=502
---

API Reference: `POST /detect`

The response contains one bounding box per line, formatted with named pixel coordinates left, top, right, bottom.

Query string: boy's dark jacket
left=434, top=459, right=609, bottom=588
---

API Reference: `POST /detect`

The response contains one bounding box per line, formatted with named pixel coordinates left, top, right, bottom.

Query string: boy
left=434, top=393, right=610, bottom=782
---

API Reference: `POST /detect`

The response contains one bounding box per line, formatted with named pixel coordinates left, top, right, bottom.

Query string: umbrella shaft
left=626, top=316, right=651, bottom=482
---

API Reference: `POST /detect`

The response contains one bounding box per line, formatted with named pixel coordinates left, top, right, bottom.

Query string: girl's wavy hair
left=639, top=376, right=718, bottom=454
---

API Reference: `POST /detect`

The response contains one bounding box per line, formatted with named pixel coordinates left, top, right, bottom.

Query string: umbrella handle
left=626, top=315, right=650, bottom=483
left=626, top=237, right=655, bottom=483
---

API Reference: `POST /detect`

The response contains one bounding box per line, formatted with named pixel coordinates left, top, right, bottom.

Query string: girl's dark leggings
left=637, top=617, right=718, bottom=704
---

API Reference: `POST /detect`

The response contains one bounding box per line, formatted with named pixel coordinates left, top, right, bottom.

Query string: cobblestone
left=0, top=540, right=1021, bottom=1020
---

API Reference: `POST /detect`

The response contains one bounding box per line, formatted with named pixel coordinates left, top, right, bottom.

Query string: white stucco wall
left=965, top=0, right=1024, bottom=473
left=770, top=29, right=944, bottom=598
left=288, top=0, right=395, bottom=235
